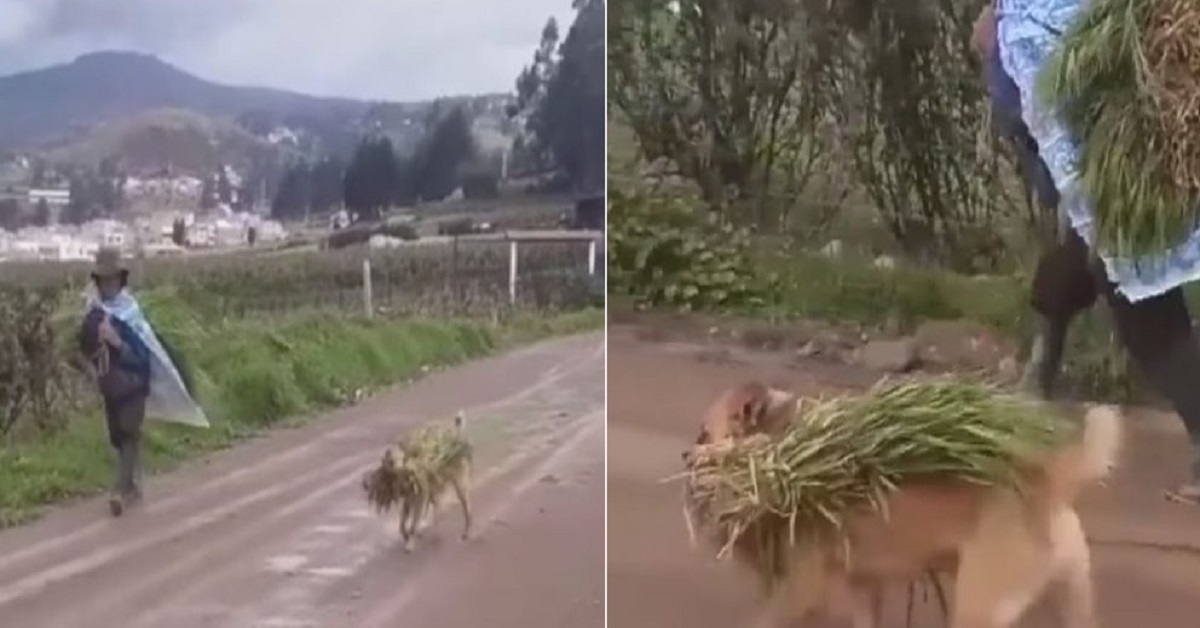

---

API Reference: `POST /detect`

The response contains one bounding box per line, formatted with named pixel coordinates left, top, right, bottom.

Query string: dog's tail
left=1041, top=403, right=1123, bottom=506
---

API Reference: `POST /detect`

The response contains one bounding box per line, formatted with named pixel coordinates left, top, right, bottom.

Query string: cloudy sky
left=0, top=0, right=575, bottom=101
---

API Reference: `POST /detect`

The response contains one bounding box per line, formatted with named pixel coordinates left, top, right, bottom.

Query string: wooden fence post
left=508, top=239, right=518, bottom=306
left=362, top=258, right=374, bottom=318
left=588, top=239, right=597, bottom=276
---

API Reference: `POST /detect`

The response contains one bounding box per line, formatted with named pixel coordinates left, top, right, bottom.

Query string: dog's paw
left=403, top=539, right=416, bottom=553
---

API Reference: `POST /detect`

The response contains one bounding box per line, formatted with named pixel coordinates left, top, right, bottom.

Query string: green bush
left=608, top=186, right=778, bottom=311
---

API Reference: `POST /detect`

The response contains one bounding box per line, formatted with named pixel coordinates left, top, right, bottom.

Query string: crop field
left=0, top=238, right=602, bottom=318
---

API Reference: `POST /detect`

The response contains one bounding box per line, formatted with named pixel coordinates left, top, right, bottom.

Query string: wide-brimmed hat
left=91, top=247, right=128, bottom=279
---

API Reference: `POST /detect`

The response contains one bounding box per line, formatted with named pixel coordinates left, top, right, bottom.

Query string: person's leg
left=1097, top=270, right=1200, bottom=495
left=103, top=397, right=128, bottom=516
left=115, top=395, right=147, bottom=504
left=1026, top=229, right=1099, bottom=398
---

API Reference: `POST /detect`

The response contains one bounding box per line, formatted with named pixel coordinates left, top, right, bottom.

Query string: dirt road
left=0, top=332, right=604, bottom=628
left=608, top=324, right=1200, bottom=628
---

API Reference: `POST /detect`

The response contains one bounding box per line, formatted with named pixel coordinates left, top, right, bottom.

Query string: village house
left=4, top=227, right=94, bottom=262
left=27, top=187, right=71, bottom=207
left=78, top=218, right=131, bottom=249
left=185, top=212, right=285, bottom=248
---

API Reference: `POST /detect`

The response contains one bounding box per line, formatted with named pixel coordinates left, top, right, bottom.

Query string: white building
left=252, top=219, right=286, bottom=243
left=12, top=231, right=94, bottom=262
left=79, top=218, right=130, bottom=249
left=27, top=188, right=71, bottom=207
left=186, top=223, right=216, bottom=247
left=5, top=239, right=41, bottom=261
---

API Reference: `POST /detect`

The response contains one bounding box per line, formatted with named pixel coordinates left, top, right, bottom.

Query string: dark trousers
left=1031, top=229, right=1200, bottom=479
left=104, top=395, right=146, bottom=497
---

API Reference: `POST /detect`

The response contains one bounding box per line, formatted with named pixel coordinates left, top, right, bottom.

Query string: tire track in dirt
left=0, top=332, right=604, bottom=628
left=104, top=412, right=603, bottom=628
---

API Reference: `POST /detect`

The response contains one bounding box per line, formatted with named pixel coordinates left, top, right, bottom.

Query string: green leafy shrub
left=608, top=187, right=777, bottom=311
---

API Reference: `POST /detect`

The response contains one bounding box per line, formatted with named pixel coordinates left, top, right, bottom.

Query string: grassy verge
left=0, top=296, right=602, bottom=527
left=758, top=251, right=1031, bottom=336
left=757, top=250, right=1200, bottom=400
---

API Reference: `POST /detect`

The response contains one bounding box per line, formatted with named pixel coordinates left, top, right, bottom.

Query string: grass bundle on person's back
left=1039, top=0, right=1200, bottom=256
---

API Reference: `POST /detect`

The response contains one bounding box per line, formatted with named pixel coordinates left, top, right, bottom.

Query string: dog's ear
left=729, top=382, right=798, bottom=438
left=729, top=382, right=772, bottom=436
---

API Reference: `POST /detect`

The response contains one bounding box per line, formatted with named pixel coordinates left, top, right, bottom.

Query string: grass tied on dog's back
left=684, top=377, right=1074, bottom=583
left=1037, top=0, right=1200, bottom=256
left=363, top=421, right=472, bottom=512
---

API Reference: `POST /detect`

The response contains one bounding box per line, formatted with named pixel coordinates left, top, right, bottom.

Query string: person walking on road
left=77, top=247, right=152, bottom=517
left=974, top=0, right=1200, bottom=503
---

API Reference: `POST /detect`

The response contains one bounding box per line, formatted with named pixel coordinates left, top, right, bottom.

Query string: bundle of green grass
left=1039, top=0, right=1200, bottom=256
left=683, top=377, right=1075, bottom=584
left=363, top=421, right=472, bottom=512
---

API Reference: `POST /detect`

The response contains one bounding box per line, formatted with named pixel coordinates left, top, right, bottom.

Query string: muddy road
left=0, top=333, right=604, bottom=628
left=608, top=324, right=1200, bottom=628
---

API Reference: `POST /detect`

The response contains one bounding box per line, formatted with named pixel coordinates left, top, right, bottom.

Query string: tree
left=0, top=199, right=21, bottom=231
left=343, top=137, right=402, bottom=222
left=29, top=159, right=47, bottom=188
left=94, top=157, right=125, bottom=214
left=271, top=164, right=312, bottom=221
left=171, top=218, right=187, bottom=246
left=61, top=174, right=97, bottom=226
left=511, top=1, right=604, bottom=192
left=510, top=17, right=561, bottom=173
left=410, top=106, right=477, bottom=202
left=608, top=0, right=827, bottom=224
left=610, top=0, right=1021, bottom=269
left=309, top=157, right=345, bottom=214
left=200, top=175, right=218, bottom=210
left=462, top=168, right=500, bottom=200
left=217, top=167, right=233, bottom=205
left=32, top=199, right=50, bottom=227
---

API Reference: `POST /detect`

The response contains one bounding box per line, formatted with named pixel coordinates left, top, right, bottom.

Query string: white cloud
left=0, top=0, right=38, bottom=44
left=0, top=0, right=575, bottom=101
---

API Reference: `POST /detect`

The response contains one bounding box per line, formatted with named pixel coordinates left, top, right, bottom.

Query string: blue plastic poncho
left=85, top=287, right=209, bottom=428
left=996, top=0, right=1200, bottom=302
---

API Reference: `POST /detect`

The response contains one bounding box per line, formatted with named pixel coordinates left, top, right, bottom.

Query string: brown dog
left=365, top=413, right=473, bottom=553
left=685, top=382, right=1121, bottom=628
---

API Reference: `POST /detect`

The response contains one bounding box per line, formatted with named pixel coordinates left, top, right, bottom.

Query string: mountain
left=41, top=108, right=295, bottom=175
left=0, top=51, right=371, bottom=149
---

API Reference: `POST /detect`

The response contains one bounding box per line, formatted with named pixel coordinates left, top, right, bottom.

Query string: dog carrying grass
left=363, top=412, right=473, bottom=552
left=681, top=377, right=1118, bottom=628
left=685, top=378, right=1074, bottom=580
